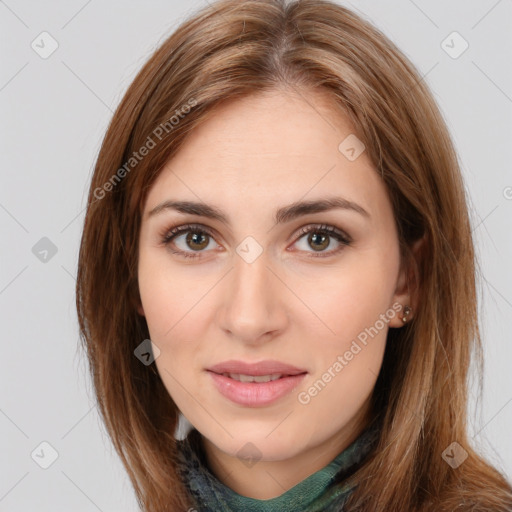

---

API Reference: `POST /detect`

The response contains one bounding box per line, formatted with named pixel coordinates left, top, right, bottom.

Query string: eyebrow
left=147, top=196, right=370, bottom=224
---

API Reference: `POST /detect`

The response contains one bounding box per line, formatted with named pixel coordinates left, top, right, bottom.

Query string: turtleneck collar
left=175, top=423, right=379, bottom=512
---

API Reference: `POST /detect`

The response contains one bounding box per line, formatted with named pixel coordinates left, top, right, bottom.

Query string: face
left=137, top=89, right=410, bottom=484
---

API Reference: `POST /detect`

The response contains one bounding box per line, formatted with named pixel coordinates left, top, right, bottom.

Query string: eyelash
left=159, top=223, right=352, bottom=259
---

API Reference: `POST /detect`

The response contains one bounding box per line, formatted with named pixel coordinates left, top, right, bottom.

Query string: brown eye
left=161, top=224, right=218, bottom=259
left=185, top=231, right=210, bottom=251
left=307, top=232, right=330, bottom=251
left=293, top=224, right=351, bottom=257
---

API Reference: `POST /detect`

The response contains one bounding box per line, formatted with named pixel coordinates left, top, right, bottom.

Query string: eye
left=159, top=223, right=352, bottom=259
left=292, top=224, right=351, bottom=258
left=160, top=224, right=219, bottom=259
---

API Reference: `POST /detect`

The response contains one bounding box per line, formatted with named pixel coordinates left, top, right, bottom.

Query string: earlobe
left=400, top=305, right=413, bottom=324
left=389, top=235, right=426, bottom=328
left=137, top=303, right=145, bottom=316
left=388, top=301, right=412, bottom=328
left=389, top=300, right=414, bottom=328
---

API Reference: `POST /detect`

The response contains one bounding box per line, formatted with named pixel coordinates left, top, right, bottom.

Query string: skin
left=137, top=88, right=414, bottom=500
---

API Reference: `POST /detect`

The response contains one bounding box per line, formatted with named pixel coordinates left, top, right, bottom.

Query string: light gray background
left=1, top=0, right=511, bottom=510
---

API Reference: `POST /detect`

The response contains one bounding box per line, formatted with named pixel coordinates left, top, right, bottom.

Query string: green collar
left=176, top=424, right=379, bottom=512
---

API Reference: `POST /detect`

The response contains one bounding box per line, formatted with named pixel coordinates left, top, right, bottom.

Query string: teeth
left=222, top=373, right=283, bottom=383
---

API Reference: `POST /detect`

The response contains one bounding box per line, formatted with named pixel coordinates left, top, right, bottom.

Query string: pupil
left=187, top=232, right=208, bottom=250
left=310, top=232, right=328, bottom=251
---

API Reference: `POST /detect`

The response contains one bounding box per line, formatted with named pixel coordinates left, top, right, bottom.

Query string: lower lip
left=207, top=371, right=307, bottom=407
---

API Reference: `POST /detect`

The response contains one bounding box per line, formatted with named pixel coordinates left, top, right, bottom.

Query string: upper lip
left=207, top=360, right=308, bottom=376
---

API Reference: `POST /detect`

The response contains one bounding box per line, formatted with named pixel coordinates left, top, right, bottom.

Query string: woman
left=76, top=0, right=512, bottom=510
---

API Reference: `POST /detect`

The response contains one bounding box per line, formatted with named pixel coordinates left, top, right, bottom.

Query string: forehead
left=143, top=89, right=385, bottom=218
left=178, top=89, right=355, bottom=161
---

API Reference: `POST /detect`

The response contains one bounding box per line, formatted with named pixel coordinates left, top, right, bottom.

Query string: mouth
left=213, top=372, right=302, bottom=383
left=206, top=360, right=308, bottom=407
left=207, top=359, right=308, bottom=377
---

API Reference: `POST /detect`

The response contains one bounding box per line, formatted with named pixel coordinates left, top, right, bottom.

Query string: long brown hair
left=76, top=0, right=512, bottom=510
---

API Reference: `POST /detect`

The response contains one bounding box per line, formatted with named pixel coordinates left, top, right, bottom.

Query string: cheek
left=137, top=258, right=220, bottom=406
left=293, top=256, right=397, bottom=341
left=139, top=287, right=206, bottom=361
left=137, top=249, right=210, bottom=342
left=297, top=275, right=389, bottom=425
left=138, top=263, right=175, bottom=342
left=137, top=262, right=205, bottom=398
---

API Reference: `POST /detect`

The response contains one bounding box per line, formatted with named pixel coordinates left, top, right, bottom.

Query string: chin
left=200, top=422, right=305, bottom=461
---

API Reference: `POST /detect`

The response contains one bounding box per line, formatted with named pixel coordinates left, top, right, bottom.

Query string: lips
left=206, top=360, right=308, bottom=406
left=207, top=359, right=308, bottom=377
left=219, top=373, right=283, bottom=383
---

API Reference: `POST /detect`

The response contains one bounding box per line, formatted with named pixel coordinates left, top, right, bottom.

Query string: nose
left=217, top=250, right=288, bottom=345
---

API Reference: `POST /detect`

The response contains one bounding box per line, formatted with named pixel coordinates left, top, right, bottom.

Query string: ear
left=388, top=235, right=426, bottom=328
left=137, top=303, right=145, bottom=316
